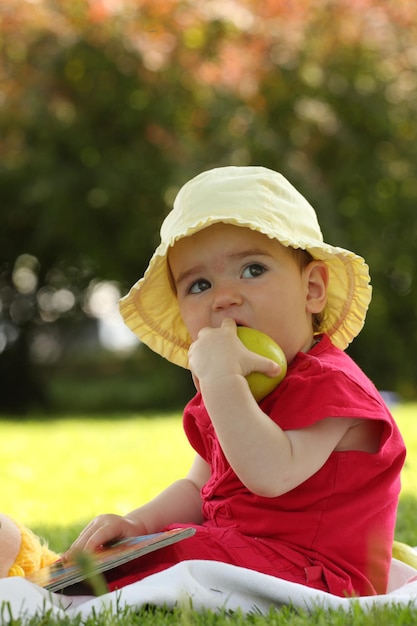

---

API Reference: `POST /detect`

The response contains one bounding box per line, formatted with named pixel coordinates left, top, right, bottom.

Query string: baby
left=55, top=167, right=408, bottom=596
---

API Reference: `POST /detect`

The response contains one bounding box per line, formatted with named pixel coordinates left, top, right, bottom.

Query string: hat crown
left=161, top=166, right=324, bottom=250
left=120, top=166, right=372, bottom=367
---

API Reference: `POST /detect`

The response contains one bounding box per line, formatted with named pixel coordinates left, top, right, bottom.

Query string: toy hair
left=7, top=519, right=58, bottom=577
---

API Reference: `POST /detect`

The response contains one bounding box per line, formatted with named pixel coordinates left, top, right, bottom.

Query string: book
left=27, top=527, right=196, bottom=593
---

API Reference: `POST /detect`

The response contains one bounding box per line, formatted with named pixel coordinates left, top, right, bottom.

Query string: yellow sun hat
left=119, top=166, right=372, bottom=368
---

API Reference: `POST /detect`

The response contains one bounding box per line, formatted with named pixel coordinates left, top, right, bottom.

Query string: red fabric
left=108, top=335, right=405, bottom=596
left=106, top=523, right=329, bottom=592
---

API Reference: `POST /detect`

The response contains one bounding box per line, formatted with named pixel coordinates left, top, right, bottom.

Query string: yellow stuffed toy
left=0, top=513, right=58, bottom=579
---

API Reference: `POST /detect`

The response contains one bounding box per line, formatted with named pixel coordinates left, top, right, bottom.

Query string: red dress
left=107, top=335, right=406, bottom=596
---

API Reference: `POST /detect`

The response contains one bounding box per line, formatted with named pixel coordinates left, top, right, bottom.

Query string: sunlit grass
left=393, top=402, right=417, bottom=497
left=0, top=413, right=193, bottom=547
left=0, top=402, right=415, bottom=553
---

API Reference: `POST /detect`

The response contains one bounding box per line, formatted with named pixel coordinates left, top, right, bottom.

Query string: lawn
left=0, top=403, right=416, bottom=625
left=0, top=413, right=195, bottom=548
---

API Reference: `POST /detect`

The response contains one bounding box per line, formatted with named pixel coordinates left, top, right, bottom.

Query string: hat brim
left=119, top=217, right=371, bottom=368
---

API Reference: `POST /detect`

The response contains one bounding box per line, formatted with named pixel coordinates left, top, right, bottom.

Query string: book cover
left=27, top=527, right=196, bottom=593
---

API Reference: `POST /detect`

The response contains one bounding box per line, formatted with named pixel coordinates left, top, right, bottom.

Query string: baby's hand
left=188, top=319, right=242, bottom=384
left=189, top=318, right=281, bottom=386
left=61, top=514, right=145, bottom=562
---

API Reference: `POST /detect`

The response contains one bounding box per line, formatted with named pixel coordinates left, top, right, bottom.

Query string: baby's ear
left=305, top=261, right=328, bottom=314
left=0, top=514, right=22, bottom=578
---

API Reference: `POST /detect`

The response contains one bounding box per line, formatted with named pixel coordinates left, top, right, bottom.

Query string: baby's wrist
left=200, top=372, right=247, bottom=397
left=124, top=515, right=148, bottom=536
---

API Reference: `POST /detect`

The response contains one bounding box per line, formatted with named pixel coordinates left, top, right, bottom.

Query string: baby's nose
left=211, top=282, right=243, bottom=309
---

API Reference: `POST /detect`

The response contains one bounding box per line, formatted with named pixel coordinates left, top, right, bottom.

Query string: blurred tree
left=235, top=2, right=417, bottom=395
left=0, top=7, right=184, bottom=409
left=0, top=0, right=416, bottom=411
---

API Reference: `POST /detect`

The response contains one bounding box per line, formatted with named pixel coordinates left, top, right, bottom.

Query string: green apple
left=236, top=327, right=287, bottom=402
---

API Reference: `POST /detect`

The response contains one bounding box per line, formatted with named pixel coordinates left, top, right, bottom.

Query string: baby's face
left=169, top=223, right=326, bottom=363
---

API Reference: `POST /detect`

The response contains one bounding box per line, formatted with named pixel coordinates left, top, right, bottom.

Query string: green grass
left=1, top=603, right=417, bottom=626
left=1, top=403, right=416, bottom=625
left=0, top=413, right=194, bottom=546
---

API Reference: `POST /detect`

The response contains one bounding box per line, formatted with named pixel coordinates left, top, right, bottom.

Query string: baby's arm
left=203, top=368, right=353, bottom=497
left=190, top=320, right=356, bottom=498
left=63, top=453, right=208, bottom=560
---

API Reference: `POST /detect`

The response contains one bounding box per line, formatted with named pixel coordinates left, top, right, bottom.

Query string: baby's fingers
left=62, top=514, right=124, bottom=562
left=251, top=353, right=283, bottom=378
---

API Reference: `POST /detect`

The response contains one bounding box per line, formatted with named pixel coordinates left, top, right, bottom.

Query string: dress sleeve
left=261, top=350, right=391, bottom=432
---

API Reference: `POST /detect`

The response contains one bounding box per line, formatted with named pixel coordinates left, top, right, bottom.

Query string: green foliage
left=1, top=1, right=417, bottom=411
left=42, top=345, right=195, bottom=413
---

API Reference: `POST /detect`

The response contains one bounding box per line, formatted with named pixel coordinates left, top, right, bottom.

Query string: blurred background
left=1, top=0, right=416, bottom=415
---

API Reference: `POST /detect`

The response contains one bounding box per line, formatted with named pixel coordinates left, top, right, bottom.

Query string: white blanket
left=1, top=559, right=416, bottom=624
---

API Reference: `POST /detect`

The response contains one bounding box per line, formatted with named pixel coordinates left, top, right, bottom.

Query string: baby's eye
left=242, top=263, right=266, bottom=279
left=189, top=279, right=211, bottom=294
